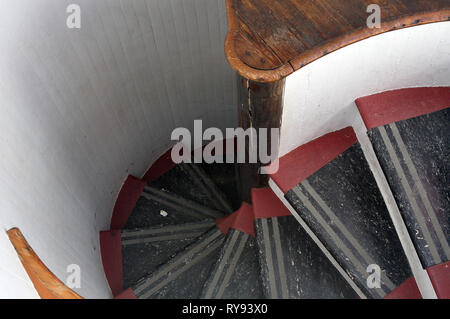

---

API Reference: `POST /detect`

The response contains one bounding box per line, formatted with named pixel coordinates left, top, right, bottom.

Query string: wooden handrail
left=225, top=0, right=450, bottom=83
left=7, top=228, right=83, bottom=299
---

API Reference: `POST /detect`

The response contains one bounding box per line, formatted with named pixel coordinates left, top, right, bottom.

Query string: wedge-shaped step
left=152, top=163, right=234, bottom=214
left=124, top=185, right=225, bottom=230
left=357, top=88, right=450, bottom=298
left=201, top=229, right=264, bottom=299
left=272, top=127, right=417, bottom=298
left=255, top=216, right=358, bottom=299
left=200, top=161, right=241, bottom=212
left=100, top=220, right=216, bottom=296
left=128, top=228, right=225, bottom=299
left=368, top=108, right=450, bottom=269
left=122, top=220, right=216, bottom=289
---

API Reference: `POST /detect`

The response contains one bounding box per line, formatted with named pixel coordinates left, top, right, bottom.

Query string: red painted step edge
left=110, top=176, right=146, bottom=230
left=271, top=127, right=357, bottom=194
left=252, top=188, right=291, bottom=219
left=143, top=148, right=176, bottom=183
left=143, top=138, right=238, bottom=183
left=385, top=277, right=422, bottom=299
left=356, top=87, right=450, bottom=130
left=114, top=288, right=137, bottom=299
left=427, top=261, right=450, bottom=299
left=217, top=202, right=255, bottom=236
left=99, top=230, right=123, bottom=297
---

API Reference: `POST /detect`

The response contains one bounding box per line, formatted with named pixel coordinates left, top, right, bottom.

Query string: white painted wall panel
left=280, top=22, right=450, bottom=157
left=0, top=0, right=235, bottom=298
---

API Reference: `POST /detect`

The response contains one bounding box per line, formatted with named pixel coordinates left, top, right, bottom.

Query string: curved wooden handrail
left=225, top=0, right=450, bottom=83
left=7, top=228, right=83, bottom=299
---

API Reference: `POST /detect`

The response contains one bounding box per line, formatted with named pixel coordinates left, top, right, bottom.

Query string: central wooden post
left=236, top=75, right=285, bottom=203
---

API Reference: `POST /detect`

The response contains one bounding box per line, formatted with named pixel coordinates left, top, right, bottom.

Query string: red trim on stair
left=271, top=127, right=357, bottom=193
left=110, top=176, right=147, bottom=230
left=114, top=288, right=137, bottom=299
left=217, top=202, right=255, bottom=236
left=143, top=138, right=238, bottom=183
left=385, top=277, right=422, bottom=299
left=99, top=230, right=123, bottom=297
left=143, top=148, right=176, bottom=183
left=427, top=261, right=450, bottom=299
left=252, top=188, right=291, bottom=219
left=356, top=87, right=450, bottom=130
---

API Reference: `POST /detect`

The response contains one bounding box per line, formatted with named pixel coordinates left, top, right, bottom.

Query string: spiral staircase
left=100, top=87, right=449, bottom=299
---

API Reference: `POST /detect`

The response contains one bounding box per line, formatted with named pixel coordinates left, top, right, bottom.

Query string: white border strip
left=352, top=109, right=437, bottom=299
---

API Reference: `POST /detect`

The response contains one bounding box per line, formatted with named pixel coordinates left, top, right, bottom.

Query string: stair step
left=128, top=228, right=225, bottom=299
left=272, top=128, right=416, bottom=298
left=124, top=185, right=225, bottom=230
left=152, top=162, right=233, bottom=214
left=255, top=216, right=358, bottom=299
left=368, top=108, right=450, bottom=270
left=122, top=220, right=216, bottom=289
left=201, top=229, right=264, bottom=299
left=200, top=161, right=241, bottom=211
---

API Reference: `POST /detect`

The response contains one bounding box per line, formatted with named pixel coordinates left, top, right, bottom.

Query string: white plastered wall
left=0, top=0, right=236, bottom=298
left=280, top=21, right=450, bottom=157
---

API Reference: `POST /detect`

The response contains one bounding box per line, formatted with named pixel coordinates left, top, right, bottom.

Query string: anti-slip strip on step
left=122, top=221, right=216, bottom=290
left=123, top=186, right=220, bottom=230
left=284, top=142, right=414, bottom=298
left=201, top=229, right=264, bottom=299
left=255, top=216, right=358, bottom=299
left=130, top=228, right=225, bottom=299
left=100, top=221, right=217, bottom=296
left=142, top=185, right=225, bottom=219
left=200, top=160, right=242, bottom=212
left=121, top=221, right=215, bottom=246
left=368, top=108, right=450, bottom=270
left=150, top=163, right=228, bottom=212
left=179, top=163, right=234, bottom=214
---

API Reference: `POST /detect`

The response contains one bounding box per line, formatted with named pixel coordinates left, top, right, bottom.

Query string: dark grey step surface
left=130, top=228, right=225, bottom=299
left=285, top=142, right=414, bottom=298
left=153, top=163, right=233, bottom=214
left=122, top=220, right=216, bottom=288
left=124, top=185, right=225, bottom=230
left=255, top=216, right=358, bottom=299
left=368, top=108, right=450, bottom=269
left=201, top=229, right=264, bottom=299
left=200, top=162, right=241, bottom=212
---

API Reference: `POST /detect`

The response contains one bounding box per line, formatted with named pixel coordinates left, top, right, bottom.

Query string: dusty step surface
left=368, top=108, right=450, bottom=269
left=357, top=87, right=450, bottom=298
left=121, top=220, right=217, bottom=289
left=124, top=185, right=225, bottom=230
left=128, top=228, right=225, bottom=299
left=152, top=163, right=234, bottom=214
left=251, top=187, right=358, bottom=299
left=201, top=229, right=264, bottom=299
left=200, top=161, right=242, bottom=211
left=284, top=142, right=414, bottom=298
left=271, top=127, right=416, bottom=298
left=255, top=216, right=358, bottom=299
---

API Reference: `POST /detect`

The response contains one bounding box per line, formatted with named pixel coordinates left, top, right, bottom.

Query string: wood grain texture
left=236, top=76, right=285, bottom=202
left=225, top=0, right=450, bottom=82
left=7, top=228, right=83, bottom=299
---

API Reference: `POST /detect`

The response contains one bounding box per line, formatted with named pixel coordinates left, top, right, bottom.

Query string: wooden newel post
left=236, top=75, right=286, bottom=203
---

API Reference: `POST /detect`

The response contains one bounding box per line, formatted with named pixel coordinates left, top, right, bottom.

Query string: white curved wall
left=0, top=0, right=235, bottom=298
left=280, top=21, right=450, bottom=157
